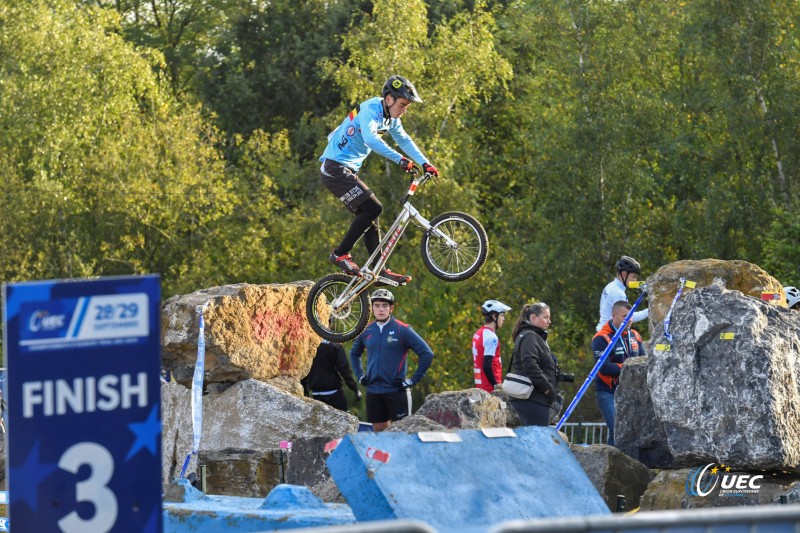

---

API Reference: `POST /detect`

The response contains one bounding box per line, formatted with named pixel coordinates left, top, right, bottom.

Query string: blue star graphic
left=126, top=405, right=161, bottom=460
left=9, top=440, right=58, bottom=512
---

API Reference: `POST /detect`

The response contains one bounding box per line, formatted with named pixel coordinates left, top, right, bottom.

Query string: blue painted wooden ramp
left=326, top=426, right=610, bottom=531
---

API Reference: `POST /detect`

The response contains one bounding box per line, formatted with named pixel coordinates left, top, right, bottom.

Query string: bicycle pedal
left=375, top=276, right=401, bottom=288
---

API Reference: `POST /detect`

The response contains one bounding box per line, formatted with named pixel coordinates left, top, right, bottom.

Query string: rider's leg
left=320, top=160, right=380, bottom=276
left=363, top=219, right=381, bottom=255
left=334, top=197, right=382, bottom=256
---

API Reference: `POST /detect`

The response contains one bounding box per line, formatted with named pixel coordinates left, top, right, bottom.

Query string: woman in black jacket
left=302, top=340, right=361, bottom=411
left=507, top=302, right=557, bottom=426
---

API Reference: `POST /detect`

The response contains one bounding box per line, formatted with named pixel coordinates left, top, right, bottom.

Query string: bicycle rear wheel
left=420, top=211, right=488, bottom=281
left=306, top=273, right=370, bottom=343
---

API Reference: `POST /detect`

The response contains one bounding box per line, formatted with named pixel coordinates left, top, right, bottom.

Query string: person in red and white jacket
left=472, top=300, right=512, bottom=392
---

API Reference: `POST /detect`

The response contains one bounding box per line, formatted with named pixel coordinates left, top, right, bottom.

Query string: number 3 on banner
left=57, top=442, right=118, bottom=533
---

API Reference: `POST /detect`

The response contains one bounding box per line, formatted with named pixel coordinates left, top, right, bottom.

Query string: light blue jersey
left=320, top=97, right=429, bottom=171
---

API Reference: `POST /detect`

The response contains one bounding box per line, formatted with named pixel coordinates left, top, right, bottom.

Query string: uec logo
left=686, top=463, right=763, bottom=497
left=29, top=310, right=66, bottom=332
left=686, top=463, right=719, bottom=497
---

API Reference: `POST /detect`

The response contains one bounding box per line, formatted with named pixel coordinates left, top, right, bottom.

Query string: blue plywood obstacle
left=325, top=426, right=610, bottom=532
left=162, top=480, right=355, bottom=531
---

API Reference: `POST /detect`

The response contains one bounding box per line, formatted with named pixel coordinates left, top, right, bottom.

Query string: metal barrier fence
left=279, top=519, right=437, bottom=533
left=489, top=503, right=800, bottom=532
left=561, top=422, right=608, bottom=445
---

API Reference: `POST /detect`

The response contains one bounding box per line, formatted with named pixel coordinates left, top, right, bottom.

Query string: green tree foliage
left=84, top=0, right=233, bottom=96
left=0, top=0, right=234, bottom=296
left=3, top=0, right=800, bottom=416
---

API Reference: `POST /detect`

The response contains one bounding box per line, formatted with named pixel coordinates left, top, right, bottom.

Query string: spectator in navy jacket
left=350, top=289, right=434, bottom=431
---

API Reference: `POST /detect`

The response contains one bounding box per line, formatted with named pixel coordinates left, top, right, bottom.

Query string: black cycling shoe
left=328, top=251, right=362, bottom=277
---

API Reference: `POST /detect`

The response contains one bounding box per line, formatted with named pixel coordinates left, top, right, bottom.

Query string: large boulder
left=415, top=389, right=507, bottom=429
left=645, top=259, right=785, bottom=329
left=570, top=444, right=655, bottom=512
left=162, top=381, right=195, bottom=485
left=647, top=281, right=800, bottom=471
left=161, top=379, right=358, bottom=500
left=614, top=357, right=675, bottom=468
left=161, top=282, right=318, bottom=388
left=492, top=391, right=522, bottom=427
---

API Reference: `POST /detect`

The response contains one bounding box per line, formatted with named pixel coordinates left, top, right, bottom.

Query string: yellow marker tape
left=720, top=332, right=735, bottom=340
left=685, top=280, right=696, bottom=288
left=628, top=281, right=645, bottom=289
left=655, top=344, right=671, bottom=351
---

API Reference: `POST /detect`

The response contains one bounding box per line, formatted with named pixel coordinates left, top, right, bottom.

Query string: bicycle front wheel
left=306, top=273, right=370, bottom=343
left=420, top=211, right=488, bottom=281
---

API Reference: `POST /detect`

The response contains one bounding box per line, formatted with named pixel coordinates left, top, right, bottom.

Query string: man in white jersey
left=472, top=300, right=512, bottom=392
left=596, top=256, right=649, bottom=331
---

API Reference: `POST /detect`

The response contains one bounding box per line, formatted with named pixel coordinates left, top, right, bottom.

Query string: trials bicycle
left=306, top=169, right=488, bottom=343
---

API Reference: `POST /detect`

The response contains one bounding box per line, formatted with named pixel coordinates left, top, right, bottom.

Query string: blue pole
left=555, top=288, right=647, bottom=431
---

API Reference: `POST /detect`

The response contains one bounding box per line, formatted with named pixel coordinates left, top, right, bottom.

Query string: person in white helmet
left=784, top=286, right=800, bottom=310
left=472, top=299, right=512, bottom=392
left=596, top=255, right=649, bottom=331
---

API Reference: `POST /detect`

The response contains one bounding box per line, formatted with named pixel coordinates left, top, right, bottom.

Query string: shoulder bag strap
left=506, top=330, right=532, bottom=374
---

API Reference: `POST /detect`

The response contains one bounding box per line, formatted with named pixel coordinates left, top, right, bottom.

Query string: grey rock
left=571, top=444, right=655, bottom=512
left=492, top=391, right=522, bottom=427
left=285, top=436, right=345, bottom=503
left=775, top=481, right=800, bottom=504
left=385, top=414, right=450, bottom=433
left=615, top=357, right=676, bottom=468
left=648, top=282, right=800, bottom=471
left=161, top=379, right=358, bottom=500
left=646, top=259, right=786, bottom=330
left=416, top=389, right=506, bottom=429
left=199, top=448, right=284, bottom=498
left=161, top=380, right=194, bottom=487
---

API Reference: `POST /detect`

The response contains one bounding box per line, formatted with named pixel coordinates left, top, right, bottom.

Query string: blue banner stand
left=3, top=275, right=162, bottom=532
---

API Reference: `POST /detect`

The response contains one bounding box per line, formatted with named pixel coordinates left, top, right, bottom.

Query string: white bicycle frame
left=329, top=172, right=457, bottom=313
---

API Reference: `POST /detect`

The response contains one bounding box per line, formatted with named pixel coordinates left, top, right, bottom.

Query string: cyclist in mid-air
left=319, top=75, right=439, bottom=285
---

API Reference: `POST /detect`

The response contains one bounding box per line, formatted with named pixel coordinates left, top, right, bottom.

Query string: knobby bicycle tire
left=420, top=211, right=488, bottom=281
left=306, top=273, right=370, bottom=343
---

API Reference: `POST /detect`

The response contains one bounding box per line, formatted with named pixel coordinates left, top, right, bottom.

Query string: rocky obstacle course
left=159, top=259, right=800, bottom=512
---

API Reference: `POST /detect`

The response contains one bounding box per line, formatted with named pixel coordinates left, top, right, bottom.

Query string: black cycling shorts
left=365, top=390, right=412, bottom=423
left=320, top=159, right=375, bottom=212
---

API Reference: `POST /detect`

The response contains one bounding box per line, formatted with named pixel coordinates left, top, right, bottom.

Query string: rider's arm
left=405, top=326, right=434, bottom=386
left=360, top=110, right=406, bottom=163
left=349, top=334, right=366, bottom=382
left=389, top=121, right=429, bottom=166
left=632, top=307, right=649, bottom=323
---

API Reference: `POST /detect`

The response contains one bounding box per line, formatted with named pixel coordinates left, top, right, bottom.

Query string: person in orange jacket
left=592, top=300, right=646, bottom=445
